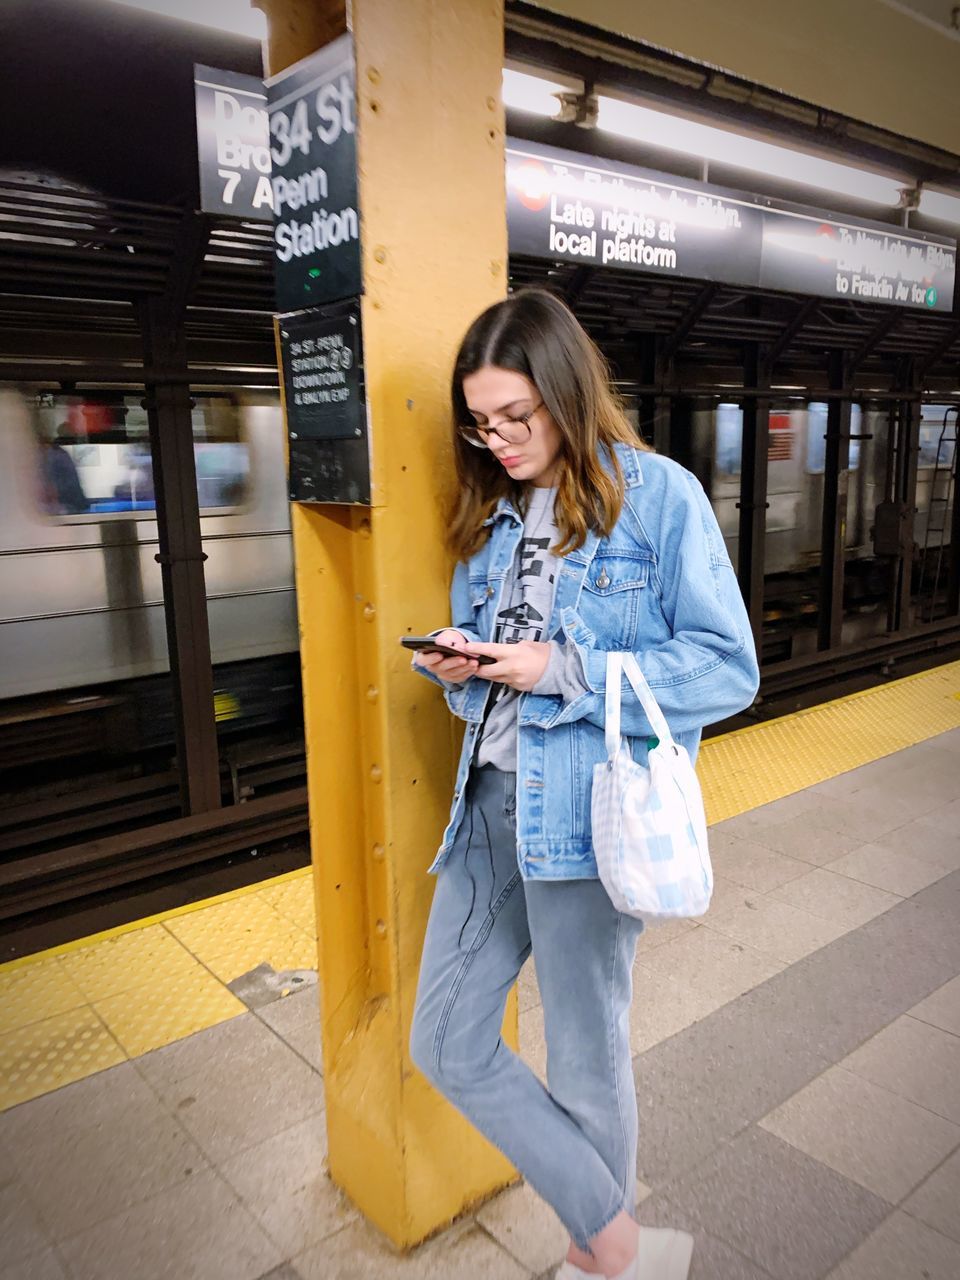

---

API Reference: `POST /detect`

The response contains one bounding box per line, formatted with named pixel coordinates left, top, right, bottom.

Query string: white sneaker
left=555, top=1228, right=694, bottom=1279
left=635, top=1226, right=694, bottom=1279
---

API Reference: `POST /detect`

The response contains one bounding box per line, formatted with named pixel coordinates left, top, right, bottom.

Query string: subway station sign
left=266, top=35, right=361, bottom=313
left=279, top=303, right=364, bottom=442
left=507, top=140, right=957, bottom=311
left=194, top=65, right=273, bottom=221
left=282, top=299, right=371, bottom=505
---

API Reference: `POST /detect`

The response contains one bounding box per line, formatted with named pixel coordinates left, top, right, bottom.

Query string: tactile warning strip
left=0, top=870, right=318, bottom=1111
left=699, top=660, right=960, bottom=824
left=1, top=659, right=958, bottom=1112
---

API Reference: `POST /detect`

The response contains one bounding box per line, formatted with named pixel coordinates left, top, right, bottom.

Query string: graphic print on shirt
left=494, top=535, right=555, bottom=644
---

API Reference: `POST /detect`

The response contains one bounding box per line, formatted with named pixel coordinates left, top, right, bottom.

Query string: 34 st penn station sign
left=194, top=36, right=360, bottom=312
left=265, top=37, right=361, bottom=312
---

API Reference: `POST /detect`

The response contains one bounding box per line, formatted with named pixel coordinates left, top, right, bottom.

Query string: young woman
left=409, top=289, right=759, bottom=1280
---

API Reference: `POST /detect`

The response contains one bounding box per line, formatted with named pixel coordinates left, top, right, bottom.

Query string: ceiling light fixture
left=502, top=69, right=570, bottom=118
left=595, top=96, right=907, bottom=207
left=918, top=188, right=960, bottom=223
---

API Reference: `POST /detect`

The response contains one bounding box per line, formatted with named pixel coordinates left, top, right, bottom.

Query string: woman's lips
left=500, top=455, right=523, bottom=468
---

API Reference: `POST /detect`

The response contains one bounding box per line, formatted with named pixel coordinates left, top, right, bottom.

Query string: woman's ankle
left=580, top=1211, right=640, bottom=1277
left=565, top=1239, right=603, bottom=1273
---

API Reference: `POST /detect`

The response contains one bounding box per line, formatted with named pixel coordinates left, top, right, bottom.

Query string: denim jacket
left=416, top=444, right=760, bottom=879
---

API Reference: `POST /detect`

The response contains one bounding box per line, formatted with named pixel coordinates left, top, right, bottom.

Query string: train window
left=805, top=403, right=862, bottom=474
left=32, top=392, right=250, bottom=519
left=715, top=403, right=743, bottom=476
left=918, top=405, right=957, bottom=469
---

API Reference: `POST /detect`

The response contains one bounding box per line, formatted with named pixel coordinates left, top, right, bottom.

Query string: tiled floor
left=0, top=881, right=316, bottom=1111
left=1, top=726, right=959, bottom=1278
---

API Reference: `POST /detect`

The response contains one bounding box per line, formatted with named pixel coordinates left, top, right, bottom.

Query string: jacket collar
left=483, top=495, right=523, bottom=528
left=481, top=441, right=644, bottom=528
left=614, top=441, right=645, bottom=488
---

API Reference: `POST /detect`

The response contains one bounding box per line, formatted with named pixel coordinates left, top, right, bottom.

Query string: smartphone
left=401, top=636, right=497, bottom=665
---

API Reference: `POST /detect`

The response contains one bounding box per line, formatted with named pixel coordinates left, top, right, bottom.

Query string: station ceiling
left=0, top=0, right=262, bottom=207
left=0, top=0, right=957, bottom=392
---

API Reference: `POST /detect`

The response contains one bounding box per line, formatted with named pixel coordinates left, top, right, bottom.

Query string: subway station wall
left=539, top=0, right=960, bottom=155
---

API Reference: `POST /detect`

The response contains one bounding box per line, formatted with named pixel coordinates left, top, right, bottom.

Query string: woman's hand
left=463, top=640, right=551, bottom=691
left=414, top=629, right=480, bottom=683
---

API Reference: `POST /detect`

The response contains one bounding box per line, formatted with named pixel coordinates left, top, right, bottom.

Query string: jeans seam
left=431, top=869, right=523, bottom=1075
left=576, top=909, right=630, bottom=1250
left=609, top=909, right=631, bottom=1210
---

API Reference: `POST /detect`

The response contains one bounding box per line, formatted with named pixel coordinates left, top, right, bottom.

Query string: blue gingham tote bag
left=591, top=652, right=713, bottom=920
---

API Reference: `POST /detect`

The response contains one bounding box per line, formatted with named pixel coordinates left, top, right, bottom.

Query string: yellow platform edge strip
left=1, top=658, right=959, bottom=1112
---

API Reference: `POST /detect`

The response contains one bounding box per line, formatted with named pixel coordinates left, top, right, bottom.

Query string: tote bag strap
left=604, top=651, right=624, bottom=757
left=605, top=651, right=675, bottom=757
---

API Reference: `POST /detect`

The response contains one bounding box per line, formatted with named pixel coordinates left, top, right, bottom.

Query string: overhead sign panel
left=759, top=211, right=954, bottom=309
left=507, top=139, right=956, bottom=311
left=508, top=140, right=765, bottom=287
left=266, top=35, right=361, bottom=312
left=194, top=65, right=273, bottom=221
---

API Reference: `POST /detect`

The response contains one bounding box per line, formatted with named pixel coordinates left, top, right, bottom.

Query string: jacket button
left=486, top=586, right=495, bottom=597
left=596, top=568, right=611, bottom=589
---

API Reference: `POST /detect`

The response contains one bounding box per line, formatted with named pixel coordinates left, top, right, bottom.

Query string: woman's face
left=461, top=366, right=563, bottom=489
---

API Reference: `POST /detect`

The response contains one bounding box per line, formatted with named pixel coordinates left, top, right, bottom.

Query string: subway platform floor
left=2, top=673, right=960, bottom=1279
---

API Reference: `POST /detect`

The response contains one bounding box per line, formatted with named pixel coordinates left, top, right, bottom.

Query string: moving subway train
left=686, top=398, right=957, bottom=652
left=0, top=386, right=301, bottom=766
left=0, top=384, right=955, bottom=764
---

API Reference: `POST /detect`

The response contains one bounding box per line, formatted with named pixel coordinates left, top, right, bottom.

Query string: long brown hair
left=447, top=288, right=646, bottom=560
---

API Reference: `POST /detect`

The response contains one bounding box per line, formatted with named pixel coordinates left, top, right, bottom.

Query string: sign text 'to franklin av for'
left=266, top=34, right=361, bottom=313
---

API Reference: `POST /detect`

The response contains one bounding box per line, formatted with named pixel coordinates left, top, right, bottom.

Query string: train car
left=0, top=386, right=300, bottom=765
left=685, top=400, right=956, bottom=650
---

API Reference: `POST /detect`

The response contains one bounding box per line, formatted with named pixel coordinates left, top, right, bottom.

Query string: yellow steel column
left=259, top=0, right=513, bottom=1248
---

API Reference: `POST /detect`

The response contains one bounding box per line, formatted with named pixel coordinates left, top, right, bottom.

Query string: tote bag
left=591, top=651, right=713, bottom=920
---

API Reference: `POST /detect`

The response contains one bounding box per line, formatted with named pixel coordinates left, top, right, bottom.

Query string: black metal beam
left=818, top=351, right=853, bottom=650
left=737, top=344, right=771, bottom=654
left=917, top=318, right=960, bottom=380
left=138, top=212, right=222, bottom=817
left=563, top=264, right=595, bottom=308
left=849, top=311, right=901, bottom=371
left=636, top=334, right=673, bottom=452
left=767, top=296, right=819, bottom=364
left=662, top=282, right=718, bottom=359
left=949, top=409, right=960, bottom=617
left=890, top=362, right=922, bottom=633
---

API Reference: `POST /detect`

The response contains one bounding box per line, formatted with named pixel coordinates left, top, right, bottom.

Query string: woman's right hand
left=414, top=629, right=480, bottom=683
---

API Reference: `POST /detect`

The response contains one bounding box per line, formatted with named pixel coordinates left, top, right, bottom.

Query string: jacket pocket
left=580, top=556, right=649, bottom=648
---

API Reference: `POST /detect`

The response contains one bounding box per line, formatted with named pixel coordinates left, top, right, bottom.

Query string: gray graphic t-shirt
left=478, top=486, right=560, bottom=771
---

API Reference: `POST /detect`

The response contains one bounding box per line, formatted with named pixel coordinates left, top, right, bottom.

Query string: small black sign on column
left=280, top=299, right=370, bottom=504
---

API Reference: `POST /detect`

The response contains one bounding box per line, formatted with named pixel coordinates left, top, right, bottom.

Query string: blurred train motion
left=686, top=399, right=957, bottom=657
left=1, top=383, right=956, bottom=774
left=0, top=387, right=301, bottom=778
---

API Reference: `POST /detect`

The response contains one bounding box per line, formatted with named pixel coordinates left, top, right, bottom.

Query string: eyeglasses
left=457, top=401, right=544, bottom=450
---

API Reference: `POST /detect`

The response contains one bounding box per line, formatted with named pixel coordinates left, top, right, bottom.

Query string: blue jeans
left=410, top=766, right=643, bottom=1250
